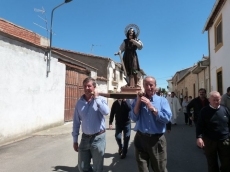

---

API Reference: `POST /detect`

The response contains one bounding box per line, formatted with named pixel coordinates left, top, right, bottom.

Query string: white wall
left=167, top=80, right=173, bottom=92
left=0, top=35, right=66, bottom=144
left=116, top=70, right=127, bottom=92
left=204, top=67, right=210, bottom=94
left=97, top=81, right=108, bottom=93
left=90, top=71, right=97, bottom=79
left=107, top=65, right=115, bottom=91
left=209, top=1, right=230, bottom=93
left=107, top=62, right=126, bottom=92
left=97, top=80, right=114, bottom=109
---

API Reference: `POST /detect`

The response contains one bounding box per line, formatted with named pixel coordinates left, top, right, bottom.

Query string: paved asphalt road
left=0, top=112, right=208, bottom=172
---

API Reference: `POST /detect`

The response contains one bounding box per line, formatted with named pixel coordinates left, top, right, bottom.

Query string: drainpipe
left=204, top=68, right=206, bottom=90
left=208, top=30, right=211, bottom=93
left=197, top=73, right=199, bottom=96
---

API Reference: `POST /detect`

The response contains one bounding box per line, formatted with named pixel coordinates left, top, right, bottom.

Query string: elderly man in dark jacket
left=196, top=91, right=230, bottom=172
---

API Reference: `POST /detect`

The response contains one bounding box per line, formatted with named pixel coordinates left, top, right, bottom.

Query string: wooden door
left=64, top=68, right=88, bottom=122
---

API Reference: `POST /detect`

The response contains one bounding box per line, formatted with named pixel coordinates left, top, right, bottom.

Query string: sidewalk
left=33, top=121, right=73, bottom=136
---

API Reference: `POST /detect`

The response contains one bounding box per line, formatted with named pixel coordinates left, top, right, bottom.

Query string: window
left=216, top=22, right=222, bottom=44
left=214, top=14, right=223, bottom=52
left=120, top=71, right=123, bottom=81
left=216, top=67, right=223, bottom=95
left=113, top=69, right=116, bottom=81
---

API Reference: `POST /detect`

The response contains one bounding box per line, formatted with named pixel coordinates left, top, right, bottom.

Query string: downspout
left=208, top=30, right=211, bottom=92
left=204, top=68, right=206, bottom=90
left=197, top=73, right=199, bottom=96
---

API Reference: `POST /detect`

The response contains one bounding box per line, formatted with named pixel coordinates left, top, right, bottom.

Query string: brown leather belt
left=83, top=130, right=105, bottom=138
left=137, top=131, right=163, bottom=137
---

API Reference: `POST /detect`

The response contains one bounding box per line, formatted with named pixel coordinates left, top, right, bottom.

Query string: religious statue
left=115, top=24, right=143, bottom=88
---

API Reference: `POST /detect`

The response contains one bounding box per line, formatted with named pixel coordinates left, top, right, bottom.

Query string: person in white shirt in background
left=166, top=92, right=171, bottom=101
left=167, top=92, right=181, bottom=125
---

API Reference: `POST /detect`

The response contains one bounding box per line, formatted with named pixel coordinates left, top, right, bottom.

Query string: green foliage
left=161, top=88, right=166, bottom=93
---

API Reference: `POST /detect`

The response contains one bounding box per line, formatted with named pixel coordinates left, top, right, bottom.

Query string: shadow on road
left=165, top=113, right=208, bottom=172
left=52, top=165, right=79, bottom=172
left=51, top=141, right=138, bottom=172
left=103, top=141, right=139, bottom=172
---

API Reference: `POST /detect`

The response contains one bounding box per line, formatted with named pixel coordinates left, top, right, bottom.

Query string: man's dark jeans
left=184, top=113, right=192, bottom=125
left=115, top=123, right=131, bottom=155
left=203, top=137, right=230, bottom=172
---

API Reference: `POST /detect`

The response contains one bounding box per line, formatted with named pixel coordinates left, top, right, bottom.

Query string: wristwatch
left=151, top=107, right=157, bottom=112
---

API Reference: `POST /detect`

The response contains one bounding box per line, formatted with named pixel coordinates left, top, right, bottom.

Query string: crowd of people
left=72, top=76, right=230, bottom=172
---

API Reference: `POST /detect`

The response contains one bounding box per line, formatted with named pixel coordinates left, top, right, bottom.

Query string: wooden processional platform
left=99, top=86, right=142, bottom=99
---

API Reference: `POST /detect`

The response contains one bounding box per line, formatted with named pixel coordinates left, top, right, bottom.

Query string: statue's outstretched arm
left=114, top=41, right=125, bottom=55
left=130, top=39, right=143, bottom=50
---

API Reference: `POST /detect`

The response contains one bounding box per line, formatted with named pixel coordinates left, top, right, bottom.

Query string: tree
left=161, top=88, right=166, bottom=94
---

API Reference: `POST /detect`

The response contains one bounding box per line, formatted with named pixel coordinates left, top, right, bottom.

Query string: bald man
left=196, top=91, right=230, bottom=172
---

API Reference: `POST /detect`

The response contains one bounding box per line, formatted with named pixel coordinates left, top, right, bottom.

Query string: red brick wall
left=0, top=19, right=40, bottom=45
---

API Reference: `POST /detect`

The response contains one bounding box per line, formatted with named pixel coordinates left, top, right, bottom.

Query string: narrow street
left=0, top=112, right=207, bottom=172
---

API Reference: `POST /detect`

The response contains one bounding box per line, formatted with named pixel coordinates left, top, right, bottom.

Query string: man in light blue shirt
left=72, top=77, right=110, bottom=172
left=130, top=76, right=172, bottom=172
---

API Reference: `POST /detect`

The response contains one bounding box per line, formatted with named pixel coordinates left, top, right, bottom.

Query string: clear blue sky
left=0, top=0, right=215, bottom=89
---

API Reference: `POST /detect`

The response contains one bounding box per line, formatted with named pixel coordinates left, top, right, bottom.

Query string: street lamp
left=47, top=0, right=73, bottom=77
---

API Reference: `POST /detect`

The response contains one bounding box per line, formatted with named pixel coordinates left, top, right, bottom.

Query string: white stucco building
left=167, top=79, right=173, bottom=92
left=0, top=18, right=98, bottom=145
left=203, top=0, right=230, bottom=95
left=0, top=24, right=66, bottom=145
